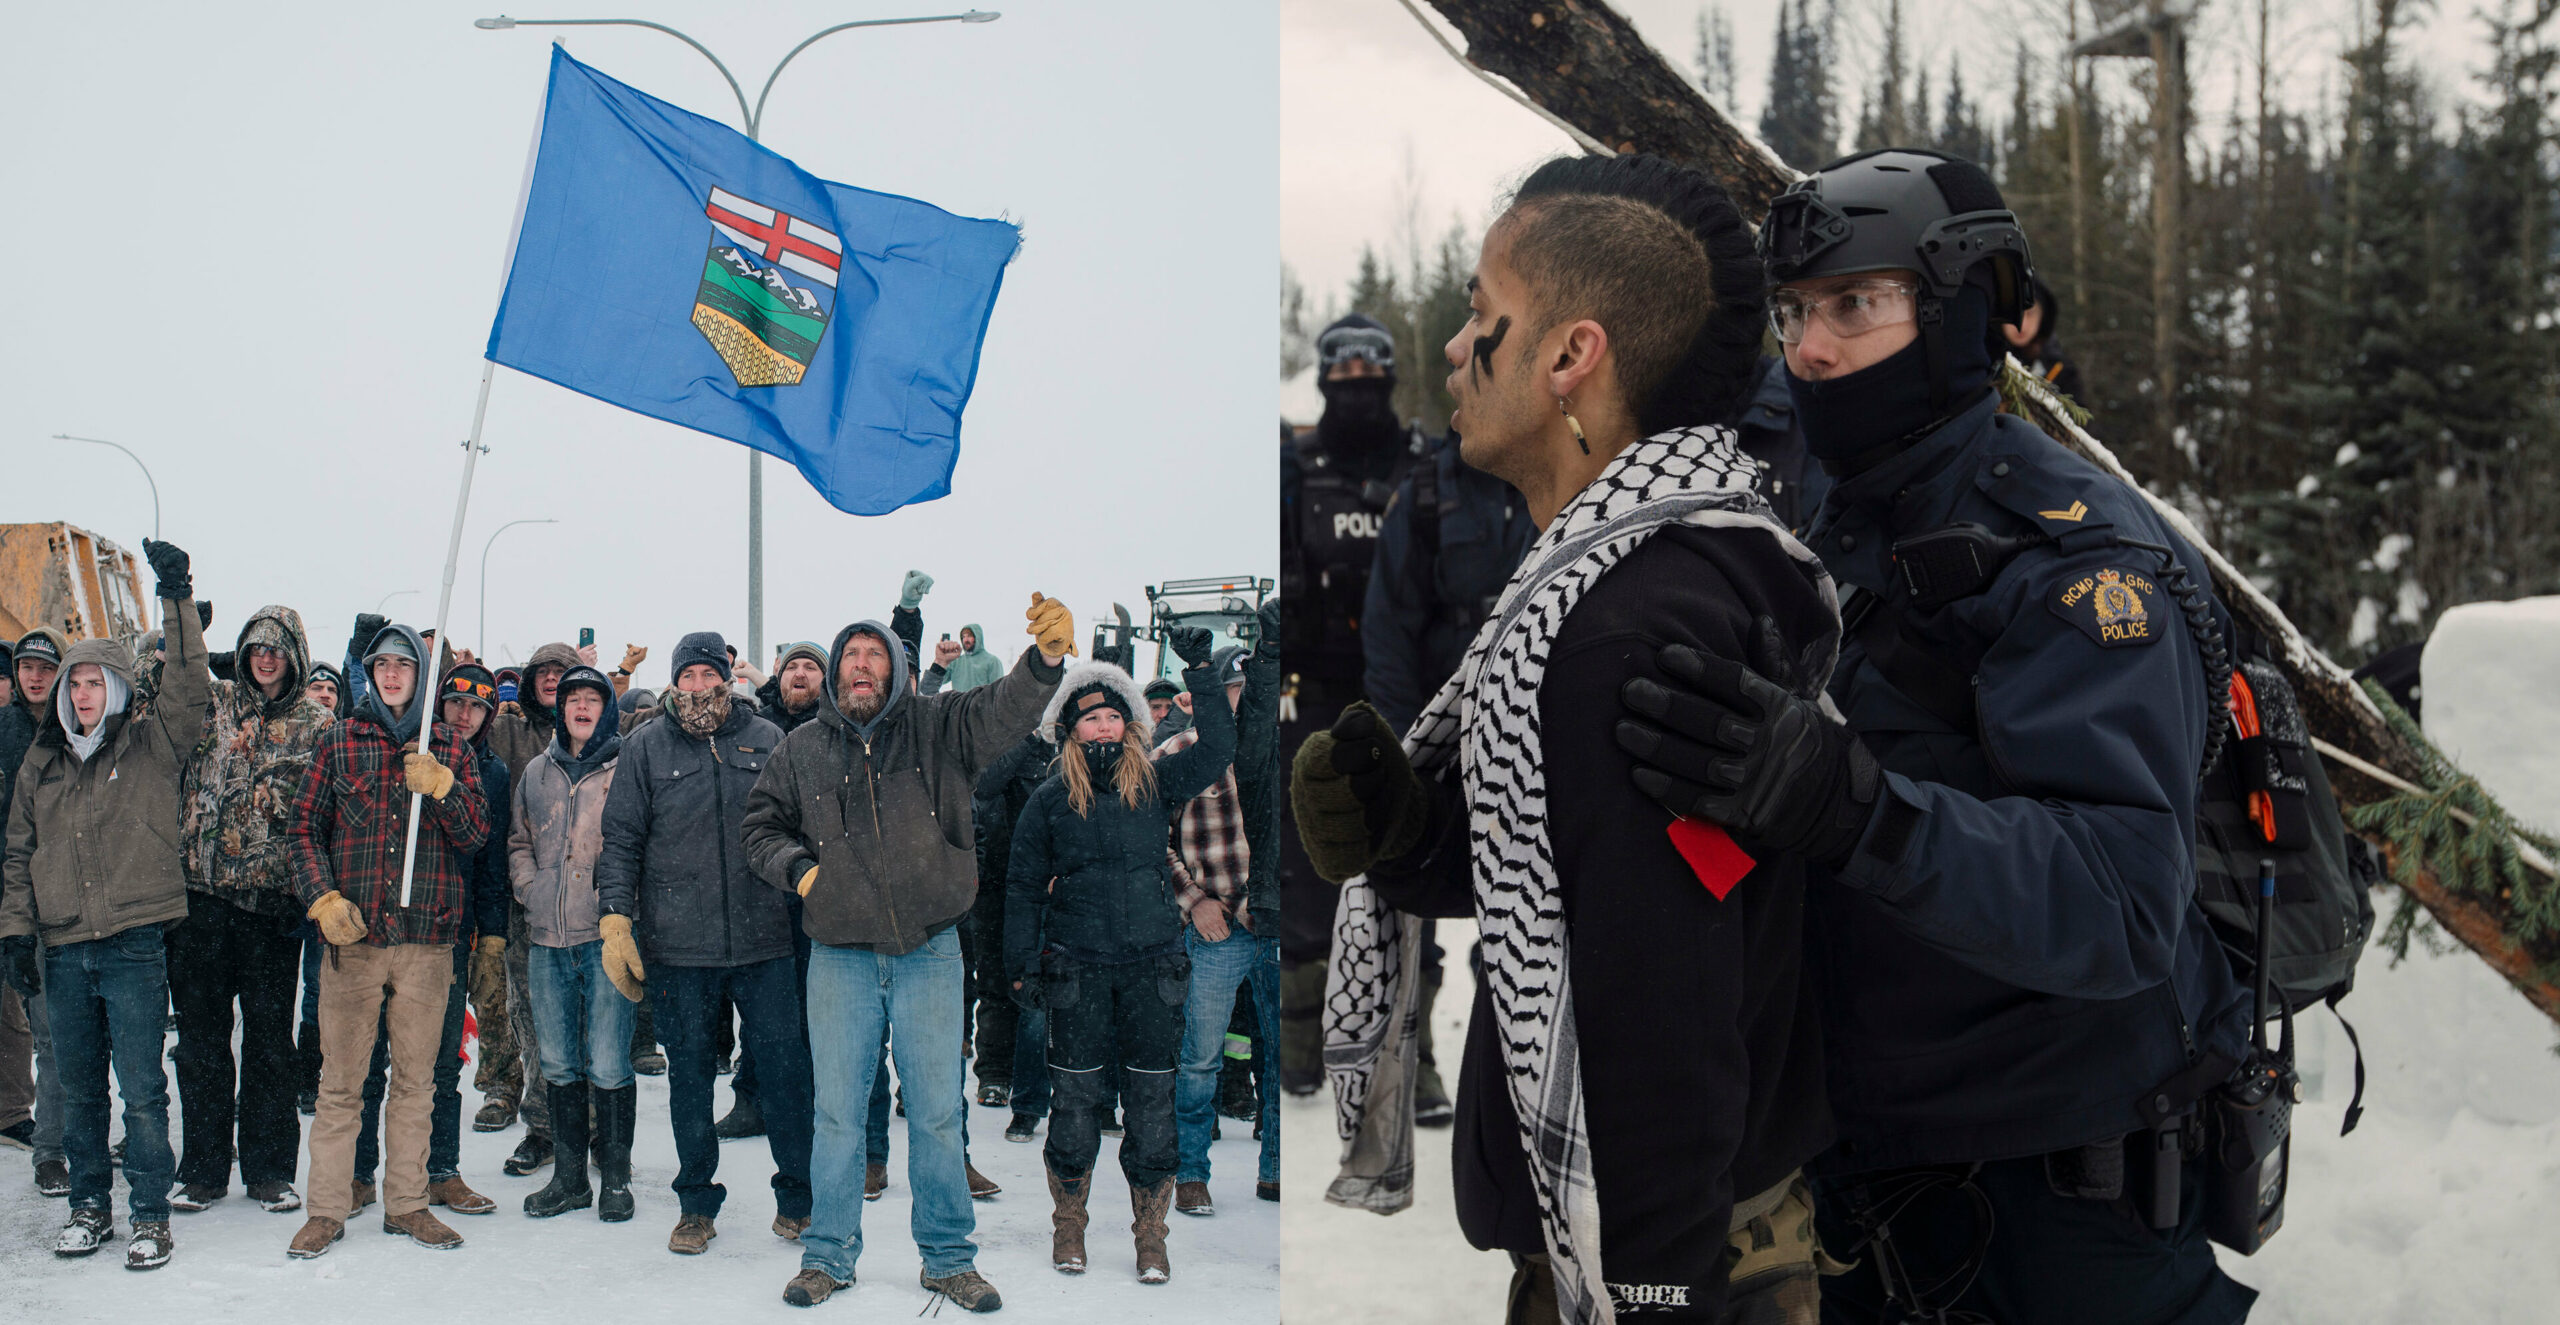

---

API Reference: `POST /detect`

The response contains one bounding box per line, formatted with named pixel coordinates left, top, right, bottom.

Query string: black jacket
left=598, top=700, right=790, bottom=968
left=972, top=730, right=1053, bottom=889
left=1003, top=662, right=1235, bottom=974
left=465, top=742, right=512, bottom=942
left=1369, top=524, right=1833, bottom=1320
left=0, top=702, right=33, bottom=827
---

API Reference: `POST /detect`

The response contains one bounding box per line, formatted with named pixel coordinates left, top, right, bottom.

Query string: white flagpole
left=398, top=359, right=498, bottom=908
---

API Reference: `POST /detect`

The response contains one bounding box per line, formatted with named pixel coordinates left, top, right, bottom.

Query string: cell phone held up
left=578, top=627, right=595, bottom=649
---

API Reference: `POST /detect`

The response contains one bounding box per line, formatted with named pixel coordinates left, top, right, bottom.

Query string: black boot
left=523, top=1082, right=592, bottom=1217
left=595, top=1084, right=636, bottom=1223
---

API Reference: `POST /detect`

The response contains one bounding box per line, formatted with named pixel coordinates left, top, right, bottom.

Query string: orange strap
left=2225, top=670, right=2277, bottom=843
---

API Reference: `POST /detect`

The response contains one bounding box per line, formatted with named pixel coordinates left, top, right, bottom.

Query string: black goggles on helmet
left=1317, top=324, right=1395, bottom=372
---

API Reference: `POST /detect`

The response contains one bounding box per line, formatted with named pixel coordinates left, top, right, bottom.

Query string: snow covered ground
left=0, top=1041, right=1277, bottom=1324
left=1286, top=917, right=2560, bottom=1325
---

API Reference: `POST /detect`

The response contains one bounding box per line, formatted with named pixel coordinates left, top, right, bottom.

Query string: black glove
left=1254, top=598, right=1282, bottom=661
left=1615, top=616, right=1881, bottom=868
left=142, top=538, right=190, bottom=602
left=1011, top=973, right=1044, bottom=1010
left=208, top=650, right=238, bottom=682
left=1168, top=625, right=1215, bottom=668
left=196, top=601, right=214, bottom=629
left=348, top=612, right=389, bottom=661
left=1, top=935, right=40, bottom=999
left=1289, top=701, right=1426, bottom=882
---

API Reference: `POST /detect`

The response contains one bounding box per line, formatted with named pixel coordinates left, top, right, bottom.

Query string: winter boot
left=35, top=1158, right=71, bottom=1198
left=472, top=1096, right=518, bottom=1133
left=502, top=1129, right=553, bottom=1176
left=1005, top=1113, right=1038, bottom=1143
left=669, top=1213, right=717, bottom=1254
left=124, top=1220, right=172, bottom=1271
left=864, top=1162, right=887, bottom=1201
left=53, top=1206, right=112, bottom=1257
left=425, top=1176, right=492, bottom=1215
left=523, top=1081, right=592, bottom=1217
left=1046, top=1166, right=1090, bottom=1274
left=382, top=1208, right=464, bottom=1249
left=919, top=1267, right=1004, bottom=1313
left=1130, top=1178, right=1173, bottom=1284
left=595, top=1084, right=637, bottom=1223
left=170, top=1182, right=225, bottom=1212
left=1176, top=1181, right=1213, bottom=1217
left=247, top=1180, right=303, bottom=1213
left=783, top=1267, right=850, bottom=1306
left=967, top=1158, right=1001, bottom=1199
left=714, top=1089, right=765, bottom=1140
left=286, top=1215, right=344, bottom=1259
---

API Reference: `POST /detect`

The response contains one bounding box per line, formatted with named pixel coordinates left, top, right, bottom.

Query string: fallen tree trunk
left=1419, top=0, right=2560, bottom=1024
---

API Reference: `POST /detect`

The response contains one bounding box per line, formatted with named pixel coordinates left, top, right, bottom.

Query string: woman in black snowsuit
left=1004, top=628, right=1233, bottom=1285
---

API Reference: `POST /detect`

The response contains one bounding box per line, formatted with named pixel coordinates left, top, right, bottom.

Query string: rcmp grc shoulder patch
left=2050, top=566, right=2162, bottom=648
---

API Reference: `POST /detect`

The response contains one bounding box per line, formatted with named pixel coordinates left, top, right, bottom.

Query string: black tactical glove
left=1, top=935, right=40, bottom=999
left=1615, top=616, right=1881, bottom=869
left=197, top=601, right=214, bottom=629
left=348, top=612, right=390, bottom=662
left=1011, top=973, right=1044, bottom=1010
left=208, top=650, right=238, bottom=682
left=142, top=537, right=191, bottom=602
left=1290, top=701, right=1426, bottom=883
left=1254, top=597, right=1282, bottom=661
left=1168, top=625, right=1215, bottom=669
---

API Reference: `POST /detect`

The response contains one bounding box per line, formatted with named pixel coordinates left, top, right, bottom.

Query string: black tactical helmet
left=1760, top=149, right=2035, bottom=412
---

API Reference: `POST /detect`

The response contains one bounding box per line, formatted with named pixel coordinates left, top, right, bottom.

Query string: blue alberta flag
left=487, top=47, right=1020, bottom=515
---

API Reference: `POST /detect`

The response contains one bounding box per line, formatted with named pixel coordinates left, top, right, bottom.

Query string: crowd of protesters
left=0, top=547, right=1284, bottom=1311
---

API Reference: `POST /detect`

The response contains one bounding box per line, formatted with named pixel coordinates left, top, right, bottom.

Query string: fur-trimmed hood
left=1035, top=660, right=1152, bottom=746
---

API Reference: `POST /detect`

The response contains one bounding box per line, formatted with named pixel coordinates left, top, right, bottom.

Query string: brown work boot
left=124, top=1220, right=173, bottom=1271
left=772, top=1214, right=809, bottom=1242
left=966, top=1160, right=1001, bottom=1200
left=863, top=1162, right=886, bottom=1201
left=669, top=1213, right=717, bottom=1255
left=1130, top=1178, right=1173, bottom=1284
left=381, top=1209, right=465, bottom=1250
left=783, top=1267, right=849, bottom=1306
left=919, top=1267, right=1003, bottom=1313
left=1047, top=1166, right=1089, bottom=1274
left=472, top=1097, right=517, bottom=1133
left=427, top=1176, right=495, bottom=1215
left=350, top=1180, right=377, bottom=1213
left=287, top=1215, right=345, bottom=1260
left=1175, top=1180, right=1213, bottom=1216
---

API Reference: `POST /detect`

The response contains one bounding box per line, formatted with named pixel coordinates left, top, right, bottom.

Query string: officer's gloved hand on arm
left=1168, top=626, right=1215, bottom=669
left=1615, top=615, right=1882, bottom=870
left=1, top=935, right=42, bottom=998
left=1290, top=701, right=1425, bottom=883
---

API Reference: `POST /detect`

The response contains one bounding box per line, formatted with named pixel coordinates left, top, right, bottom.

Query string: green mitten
left=1290, top=702, right=1426, bottom=883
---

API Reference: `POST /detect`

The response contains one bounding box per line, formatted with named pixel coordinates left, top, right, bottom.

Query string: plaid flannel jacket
left=1159, top=725, right=1250, bottom=928
left=289, top=712, right=489, bottom=947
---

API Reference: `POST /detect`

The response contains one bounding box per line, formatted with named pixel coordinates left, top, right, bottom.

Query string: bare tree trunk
left=2148, top=0, right=2184, bottom=452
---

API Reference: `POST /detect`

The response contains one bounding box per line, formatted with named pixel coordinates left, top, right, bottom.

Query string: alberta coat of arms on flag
left=696, top=188, right=840, bottom=387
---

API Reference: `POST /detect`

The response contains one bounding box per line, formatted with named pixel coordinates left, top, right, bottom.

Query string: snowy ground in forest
left=1284, top=912, right=2560, bottom=1324
left=0, top=1043, right=1278, bottom=1324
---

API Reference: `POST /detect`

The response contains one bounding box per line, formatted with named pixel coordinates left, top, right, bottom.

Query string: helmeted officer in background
left=1277, top=313, right=1431, bottom=1095
left=1614, top=149, right=2256, bottom=1324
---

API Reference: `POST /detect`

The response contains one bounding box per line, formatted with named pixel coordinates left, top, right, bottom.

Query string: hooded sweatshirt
left=487, top=641, right=586, bottom=784
left=940, top=623, right=1004, bottom=693
left=182, top=605, right=337, bottom=918
left=2, top=598, right=212, bottom=948
left=741, top=620, right=1064, bottom=954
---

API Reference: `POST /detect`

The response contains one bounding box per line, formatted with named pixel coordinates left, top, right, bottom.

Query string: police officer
left=1732, top=356, right=1831, bottom=538
left=1277, top=313, right=1431, bottom=1094
left=1613, top=150, right=2256, bottom=1323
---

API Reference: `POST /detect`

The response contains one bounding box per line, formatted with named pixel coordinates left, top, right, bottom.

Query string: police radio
left=2206, top=858, right=2297, bottom=1254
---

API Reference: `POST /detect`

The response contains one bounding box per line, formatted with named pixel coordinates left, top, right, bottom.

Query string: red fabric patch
left=1667, top=818, right=1755, bottom=900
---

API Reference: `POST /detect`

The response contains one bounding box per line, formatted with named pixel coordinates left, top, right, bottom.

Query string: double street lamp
left=51, top=434, right=160, bottom=541
left=474, top=10, right=1001, bottom=664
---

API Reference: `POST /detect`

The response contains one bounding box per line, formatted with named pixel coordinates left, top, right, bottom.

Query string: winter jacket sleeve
left=973, top=733, right=1048, bottom=884
left=507, top=759, right=538, bottom=907
left=932, top=646, right=1068, bottom=777
left=1001, top=782, right=1061, bottom=981
left=891, top=605, right=924, bottom=661
left=471, top=756, right=511, bottom=940
left=1360, top=472, right=1434, bottom=734
left=154, top=594, right=214, bottom=758
left=288, top=739, right=341, bottom=908
left=742, top=728, right=816, bottom=894
left=422, top=722, right=488, bottom=855
left=1363, top=773, right=1473, bottom=920
left=921, top=664, right=949, bottom=697
left=596, top=730, right=650, bottom=920
left=1151, top=663, right=1236, bottom=802
left=1234, top=644, right=1284, bottom=919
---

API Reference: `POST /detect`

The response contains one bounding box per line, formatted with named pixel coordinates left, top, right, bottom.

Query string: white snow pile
left=0, top=1043, right=1277, bottom=1323
left=2420, top=594, right=2560, bottom=838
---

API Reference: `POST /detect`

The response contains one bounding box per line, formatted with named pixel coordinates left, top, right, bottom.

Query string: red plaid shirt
left=289, top=713, right=489, bottom=947
left=1159, top=726, right=1250, bottom=928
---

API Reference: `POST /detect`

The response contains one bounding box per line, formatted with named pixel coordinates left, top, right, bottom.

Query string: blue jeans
left=801, top=928, right=974, bottom=1280
left=529, top=941, right=637, bottom=1088
left=1177, top=926, right=1281, bottom=1185
left=47, top=924, right=177, bottom=1223
left=356, top=944, right=469, bottom=1182
left=865, top=1029, right=971, bottom=1164
left=656, top=957, right=813, bottom=1219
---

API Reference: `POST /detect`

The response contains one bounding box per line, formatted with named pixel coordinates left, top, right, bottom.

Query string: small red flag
left=1667, top=817, right=1755, bottom=900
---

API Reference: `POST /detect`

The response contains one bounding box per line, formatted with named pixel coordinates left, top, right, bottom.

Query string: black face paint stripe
left=1469, top=314, right=1511, bottom=387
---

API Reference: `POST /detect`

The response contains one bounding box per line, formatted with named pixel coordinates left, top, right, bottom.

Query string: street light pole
left=478, top=518, right=559, bottom=654
left=377, top=589, right=421, bottom=615
left=474, top=10, right=1000, bottom=665
left=52, top=434, right=161, bottom=540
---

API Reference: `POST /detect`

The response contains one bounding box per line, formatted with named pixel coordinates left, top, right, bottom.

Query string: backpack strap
left=2330, top=991, right=2366, bottom=1136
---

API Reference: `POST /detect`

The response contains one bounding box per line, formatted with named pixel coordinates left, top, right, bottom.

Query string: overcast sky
left=1, top=1, right=1274, bottom=688
left=1283, top=0, right=2505, bottom=335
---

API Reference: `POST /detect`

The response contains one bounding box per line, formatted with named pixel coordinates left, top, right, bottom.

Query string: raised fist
left=934, top=638, right=964, bottom=668
left=620, top=643, right=648, bottom=673
left=1168, top=626, right=1215, bottom=668
left=142, top=538, right=191, bottom=601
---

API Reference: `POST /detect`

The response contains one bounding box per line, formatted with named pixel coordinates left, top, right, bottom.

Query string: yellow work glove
left=619, top=643, right=648, bottom=673
left=797, top=864, right=819, bottom=897
left=1026, top=592, right=1077, bottom=659
left=403, top=751, right=455, bottom=800
left=598, top=914, right=646, bottom=1003
left=308, top=891, right=368, bottom=947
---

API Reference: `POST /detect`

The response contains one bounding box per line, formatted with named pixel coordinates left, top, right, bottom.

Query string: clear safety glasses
left=1767, top=279, right=1921, bottom=345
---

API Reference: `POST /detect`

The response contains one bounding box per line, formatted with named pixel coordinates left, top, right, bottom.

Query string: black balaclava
left=1787, top=283, right=1994, bottom=477
left=1314, top=314, right=1400, bottom=458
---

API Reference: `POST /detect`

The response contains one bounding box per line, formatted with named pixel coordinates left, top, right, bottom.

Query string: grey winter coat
left=508, top=730, right=619, bottom=948
left=741, top=622, right=1064, bottom=955
left=596, top=699, right=790, bottom=968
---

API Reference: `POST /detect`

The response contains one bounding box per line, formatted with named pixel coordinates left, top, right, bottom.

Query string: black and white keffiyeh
left=1322, top=426, right=1836, bottom=1325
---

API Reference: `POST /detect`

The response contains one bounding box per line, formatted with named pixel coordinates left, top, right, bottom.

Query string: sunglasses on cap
left=444, top=677, right=496, bottom=701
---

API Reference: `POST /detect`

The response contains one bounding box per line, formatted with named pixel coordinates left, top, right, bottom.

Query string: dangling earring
left=1559, top=396, right=1589, bottom=455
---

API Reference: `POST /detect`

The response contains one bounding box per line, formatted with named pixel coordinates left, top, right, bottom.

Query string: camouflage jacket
left=182, top=605, right=335, bottom=918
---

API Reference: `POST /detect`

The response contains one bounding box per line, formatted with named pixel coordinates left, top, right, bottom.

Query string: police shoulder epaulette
left=1976, top=450, right=2114, bottom=552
